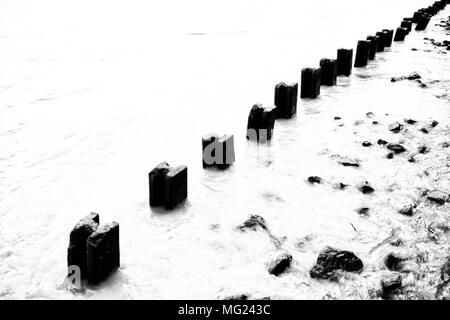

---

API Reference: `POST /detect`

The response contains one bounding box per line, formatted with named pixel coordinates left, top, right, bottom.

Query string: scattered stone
left=430, top=120, right=439, bottom=127
left=381, top=275, right=402, bottom=299
left=441, top=142, right=450, bottom=148
left=149, top=162, right=188, bottom=209
left=362, top=141, right=372, bottom=147
left=405, top=119, right=417, bottom=125
left=334, top=155, right=360, bottom=168
left=377, top=139, right=389, bottom=145
left=385, top=253, right=407, bottom=271
left=366, top=112, right=374, bottom=118
left=391, top=72, right=421, bottom=82
left=420, top=127, right=429, bottom=134
left=408, top=156, right=416, bottom=163
left=387, top=153, right=394, bottom=159
left=334, top=116, right=341, bottom=120
left=399, top=203, right=416, bottom=216
left=357, top=207, right=369, bottom=216
left=360, top=183, right=375, bottom=194
left=418, top=146, right=429, bottom=154
left=268, top=253, right=293, bottom=276
left=238, top=215, right=267, bottom=231
left=426, top=190, right=450, bottom=205
left=67, top=213, right=100, bottom=279
left=335, top=183, right=348, bottom=190
left=87, top=222, right=120, bottom=285
left=372, top=121, right=379, bottom=125
left=223, top=295, right=249, bottom=300
left=387, top=143, right=406, bottom=154
left=308, top=176, right=322, bottom=184
left=388, top=122, right=403, bottom=133
left=310, top=247, right=363, bottom=280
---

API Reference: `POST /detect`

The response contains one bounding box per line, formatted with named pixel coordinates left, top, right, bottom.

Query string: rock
left=381, top=275, right=402, bottom=299
left=357, top=207, right=369, bottom=216
left=388, top=122, right=403, bottom=133
left=387, top=153, right=394, bottom=159
left=366, top=112, right=374, bottom=118
left=420, top=127, right=429, bottom=134
left=87, top=222, right=120, bottom=285
left=334, top=155, right=360, bottom=168
left=418, top=146, right=429, bottom=154
left=372, top=121, right=379, bottom=125
left=427, top=190, right=450, bottom=205
left=408, top=156, right=416, bottom=163
left=334, top=116, right=341, bottom=120
left=67, top=213, right=100, bottom=279
left=399, top=203, right=416, bottom=216
left=385, top=253, right=407, bottom=271
left=387, top=143, right=406, bottom=154
left=430, top=120, right=439, bottom=127
left=335, top=183, right=348, bottom=190
left=268, top=253, right=293, bottom=276
left=362, top=141, right=372, bottom=147
left=405, top=119, right=417, bottom=125
left=377, top=139, right=389, bottom=145
left=391, top=72, right=421, bottom=82
left=223, top=294, right=249, bottom=300
left=360, top=183, right=375, bottom=194
left=238, top=215, right=267, bottom=231
left=441, top=142, right=450, bottom=148
left=308, top=176, right=322, bottom=184
left=310, top=247, right=363, bottom=280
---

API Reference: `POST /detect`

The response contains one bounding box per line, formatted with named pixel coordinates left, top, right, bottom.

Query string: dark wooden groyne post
left=202, top=133, right=235, bottom=169
left=67, top=213, right=99, bottom=279
left=246, top=104, right=277, bottom=142
left=416, top=14, right=431, bottom=31
left=382, top=29, right=394, bottom=47
left=149, top=162, right=188, bottom=209
left=337, top=49, right=353, bottom=76
left=401, top=20, right=412, bottom=33
left=394, top=27, right=408, bottom=41
left=87, top=222, right=120, bottom=285
left=274, top=82, right=298, bottom=119
left=319, top=59, right=337, bottom=86
left=301, top=67, right=321, bottom=98
left=366, top=36, right=378, bottom=60
left=375, top=32, right=386, bottom=52
left=354, top=40, right=369, bottom=67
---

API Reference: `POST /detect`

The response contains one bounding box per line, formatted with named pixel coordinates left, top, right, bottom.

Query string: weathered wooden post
left=375, top=32, right=386, bottom=51
left=354, top=40, right=369, bottom=67
left=382, top=29, right=394, bottom=47
left=413, top=12, right=422, bottom=23
left=149, top=162, right=188, bottom=209
left=67, top=213, right=99, bottom=279
left=87, top=222, right=120, bottom=285
left=394, top=27, right=408, bottom=41
left=202, top=133, right=235, bottom=169
left=366, top=36, right=378, bottom=60
left=274, top=82, right=298, bottom=119
left=246, top=104, right=277, bottom=142
left=337, top=49, right=353, bottom=76
left=416, top=14, right=431, bottom=31
left=401, top=20, right=412, bottom=33
left=319, top=59, right=337, bottom=86
left=301, top=67, right=321, bottom=98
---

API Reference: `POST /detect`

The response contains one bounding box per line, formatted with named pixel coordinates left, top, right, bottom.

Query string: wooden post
left=301, top=68, right=321, bottom=98
left=366, top=36, right=378, bottom=60
left=354, top=40, right=369, bottom=67
left=149, top=162, right=188, bottom=209
left=202, top=133, right=235, bottom=169
left=375, top=32, right=386, bottom=51
left=87, top=222, right=120, bottom=285
left=274, top=82, right=298, bottom=119
left=382, top=29, right=394, bottom=47
left=246, top=104, right=277, bottom=142
left=394, top=27, right=408, bottom=41
left=401, top=20, right=412, bottom=33
left=319, top=59, right=337, bottom=86
left=337, top=48, right=353, bottom=76
left=416, top=14, right=431, bottom=31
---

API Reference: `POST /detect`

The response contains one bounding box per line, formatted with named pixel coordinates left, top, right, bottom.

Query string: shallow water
left=0, top=0, right=449, bottom=299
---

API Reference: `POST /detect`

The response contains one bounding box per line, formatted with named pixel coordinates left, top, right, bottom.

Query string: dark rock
left=399, top=203, right=416, bottom=216
left=405, top=119, right=417, bottom=125
left=427, top=190, right=450, bottom=205
left=308, top=176, right=322, bottom=184
left=357, top=207, right=369, bottom=216
left=408, top=156, right=416, bottom=163
left=381, top=275, right=402, bottom=299
left=387, top=153, right=394, bottom=159
left=441, top=142, right=450, bottom=148
left=372, top=121, right=379, bottom=125
left=87, top=222, right=120, bottom=285
left=385, top=253, right=407, bottom=271
left=418, top=146, right=429, bottom=154
left=430, top=120, right=439, bottom=127
left=377, top=139, right=389, bottom=145
left=391, top=72, right=421, bottom=82
left=387, top=143, right=406, bottom=154
left=224, top=295, right=248, bottom=300
left=362, top=141, right=372, bottom=147
left=67, top=213, right=100, bottom=279
left=238, top=215, right=267, bottom=231
left=268, top=253, right=293, bottom=276
left=334, top=116, right=341, bottom=120
left=360, top=183, right=375, bottom=194
left=335, top=156, right=360, bottom=168
left=310, top=247, right=363, bottom=280
left=274, top=82, right=298, bottom=119
left=388, top=122, right=403, bottom=133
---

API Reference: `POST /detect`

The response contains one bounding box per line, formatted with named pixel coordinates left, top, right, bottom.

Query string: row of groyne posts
left=65, top=1, right=448, bottom=288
